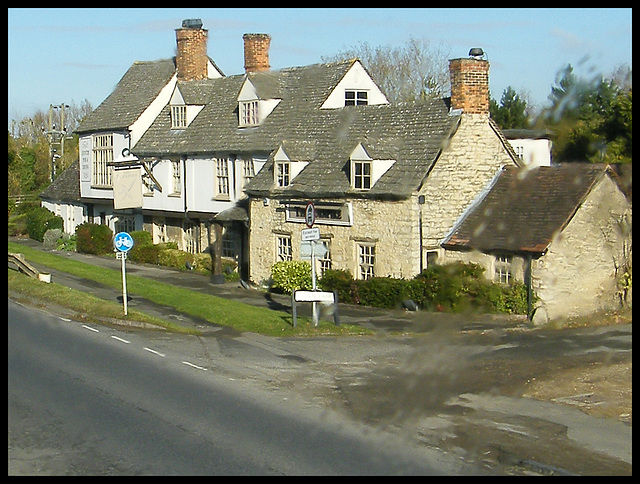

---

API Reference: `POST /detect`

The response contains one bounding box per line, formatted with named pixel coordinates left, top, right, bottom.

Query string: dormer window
left=352, top=160, right=371, bottom=189
left=171, top=105, right=187, bottom=129
left=349, top=143, right=395, bottom=191
left=345, top=90, right=368, bottom=106
left=240, top=100, right=259, bottom=127
left=276, top=161, right=290, bottom=187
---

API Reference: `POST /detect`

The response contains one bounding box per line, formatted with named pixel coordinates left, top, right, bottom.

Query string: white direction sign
left=301, top=227, right=320, bottom=241
left=300, top=240, right=328, bottom=260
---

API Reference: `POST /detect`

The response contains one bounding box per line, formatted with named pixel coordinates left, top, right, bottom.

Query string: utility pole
left=44, top=103, right=70, bottom=181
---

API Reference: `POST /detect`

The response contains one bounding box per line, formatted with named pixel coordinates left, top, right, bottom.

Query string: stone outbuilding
left=442, top=163, right=632, bottom=322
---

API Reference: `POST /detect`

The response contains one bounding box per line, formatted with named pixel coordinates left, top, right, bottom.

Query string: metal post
left=121, top=253, right=128, bottom=316
left=311, top=241, right=318, bottom=326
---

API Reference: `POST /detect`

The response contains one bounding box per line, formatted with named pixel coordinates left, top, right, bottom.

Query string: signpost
left=114, top=232, right=134, bottom=315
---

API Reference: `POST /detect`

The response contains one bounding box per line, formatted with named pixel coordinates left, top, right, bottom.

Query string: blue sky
left=8, top=8, right=632, bottom=127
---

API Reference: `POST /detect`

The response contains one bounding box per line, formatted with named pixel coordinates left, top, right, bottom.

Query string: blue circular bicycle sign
left=114, top=232, right=134, bottom=252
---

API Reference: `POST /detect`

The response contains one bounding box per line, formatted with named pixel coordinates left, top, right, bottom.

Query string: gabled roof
left=39, top=160, right=81, bottom=202
left=246, top=99, right=460, bottom=199
left=442, top=163, right=616, bottom=254
left=75, top=58, right=177, bottom=133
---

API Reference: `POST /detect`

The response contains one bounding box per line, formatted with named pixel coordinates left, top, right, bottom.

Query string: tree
left=490, top=86, right=531, bottom=129
left=323, top=37, right=451, bottom=103
left=537, top=64, right=632, bottom=164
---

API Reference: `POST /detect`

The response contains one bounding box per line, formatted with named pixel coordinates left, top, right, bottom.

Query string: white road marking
left=111, top=335, right=130, bottom=344
left=182, top=361, right=207, bottom=371
left=144, top=347, right=166, bottom=358
left=82, top=324, right=99, bottom=333
left=60, top=317, right=72, bottom=322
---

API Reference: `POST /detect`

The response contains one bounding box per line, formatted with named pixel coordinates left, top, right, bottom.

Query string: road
left=8, top=299, right=476, bottom=475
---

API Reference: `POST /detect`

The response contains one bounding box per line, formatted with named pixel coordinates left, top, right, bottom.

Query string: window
left=172, top=160, right=181, bottom=194
left=115, top=216, right=135, bottom=234
left=183, top=220, right=198, bottom=254
left=276, top=235, right=292, bottom=262
left=243, top=159, right=255, bottom=184
left=171, top=105, right=187, bottom=129
left=216, top=159, right=230, bottom=197
left=240, top=100, right=259, bottom=127
left=345, top=90, right=368, bottom=106
left=319, top=238, right=332, bottom=276
left=276, top=161, right=290, bottom=187
left=142, top=161, right=154, bottom=195
left=285, top=202, right=352, bottom=226
left=91, top=134, right=113, bottom=187
left=494, top=254, right=512, bottom=284
left=222, top=227, right=240, bottom=259
left=352, top=160, right=371, bottom=190
left=514, top=145, right=524, bottom=160
left=358, top=243, right=375, bottom=280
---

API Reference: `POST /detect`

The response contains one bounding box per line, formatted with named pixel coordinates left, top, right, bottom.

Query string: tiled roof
left=442, top=163, right=612, bottom=254
left=39, top=160, right=81, bottom=202
left=75, top=58, right=177, bottom=133
left=133, top=58, right=461, bottom=199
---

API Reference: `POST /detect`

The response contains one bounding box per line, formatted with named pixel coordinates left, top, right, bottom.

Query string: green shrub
left=270, top=260, right=312, bottom=293
left=319, top=269, right=355, bottom=303
left=354, top=277, right=407, bottom=309
left=25, top=206, right=63, bottom=242
left=128, top=230, right=158, bottom=263
left=76, top=223, right=113, bottom=255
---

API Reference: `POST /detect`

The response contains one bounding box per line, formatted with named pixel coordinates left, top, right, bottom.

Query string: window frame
left=215, top=158, right=230, bottom=198
left=239, top=100, right=259, bottom=127
left=357, top=243, right=376, bottom=280
left=276, top=161, right=291, bottom=187
left=345, top=90, right=368, bottom=106
left=91, top=133, right=114, bottom=187
left=171, top=160, right=182, bottom=195
left=494, top=254, right=513, bottom=285
left=171, top=105, right=187, bottom=129
left=352, top=159, right=372, bottom=190
left=276, top=235, right=292, bottom=262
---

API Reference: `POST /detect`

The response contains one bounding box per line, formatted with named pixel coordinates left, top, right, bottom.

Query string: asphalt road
left=8, top=237, right=633, bottom=475
left=8, top=299, right=477, bottom=475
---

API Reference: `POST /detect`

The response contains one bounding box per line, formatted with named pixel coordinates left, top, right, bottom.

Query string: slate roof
left=39, top=160, right=81, bottom=203
left=75, top=58, right=177, bottom=133
left=132, top=58, right=462, bottom=199
left=442, top=163, right=614, bottom=254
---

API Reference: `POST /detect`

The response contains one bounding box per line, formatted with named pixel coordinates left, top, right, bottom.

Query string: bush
left=319, top=269, right=355, bottom=303
left=354, top=277, right=408, bottom=309
left=76, top=223, right=113, bottom=255
left=315, top=261, right=531, bottom=315
left=270, top=260, right=312, bottom=293
left=128, top=230, right=158, bottom=264
left=25, top=206, right=63, bottom=242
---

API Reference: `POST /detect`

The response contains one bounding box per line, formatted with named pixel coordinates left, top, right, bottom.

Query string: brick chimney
left=243, top=33, right=271, bottom=73
left=449, top=49, right=490, bottom=115
left=175, top=19, right=209, bottom=81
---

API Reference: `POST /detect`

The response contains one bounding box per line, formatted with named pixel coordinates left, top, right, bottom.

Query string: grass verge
left=8, top=241, right=372, bottom=336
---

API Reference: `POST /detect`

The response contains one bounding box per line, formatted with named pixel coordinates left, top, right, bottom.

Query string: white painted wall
left=320, top=61, right=389, bottom=109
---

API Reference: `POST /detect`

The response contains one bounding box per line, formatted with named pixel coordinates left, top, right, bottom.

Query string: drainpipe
left=526, top=254, right=533, bottom=320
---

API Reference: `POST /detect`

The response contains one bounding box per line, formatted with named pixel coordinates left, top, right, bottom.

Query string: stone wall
left=420, top=114, right=516, bottom=249
left=532, top=175, right=632, bottom=321
left=247, top=114, right=517, bottom=285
